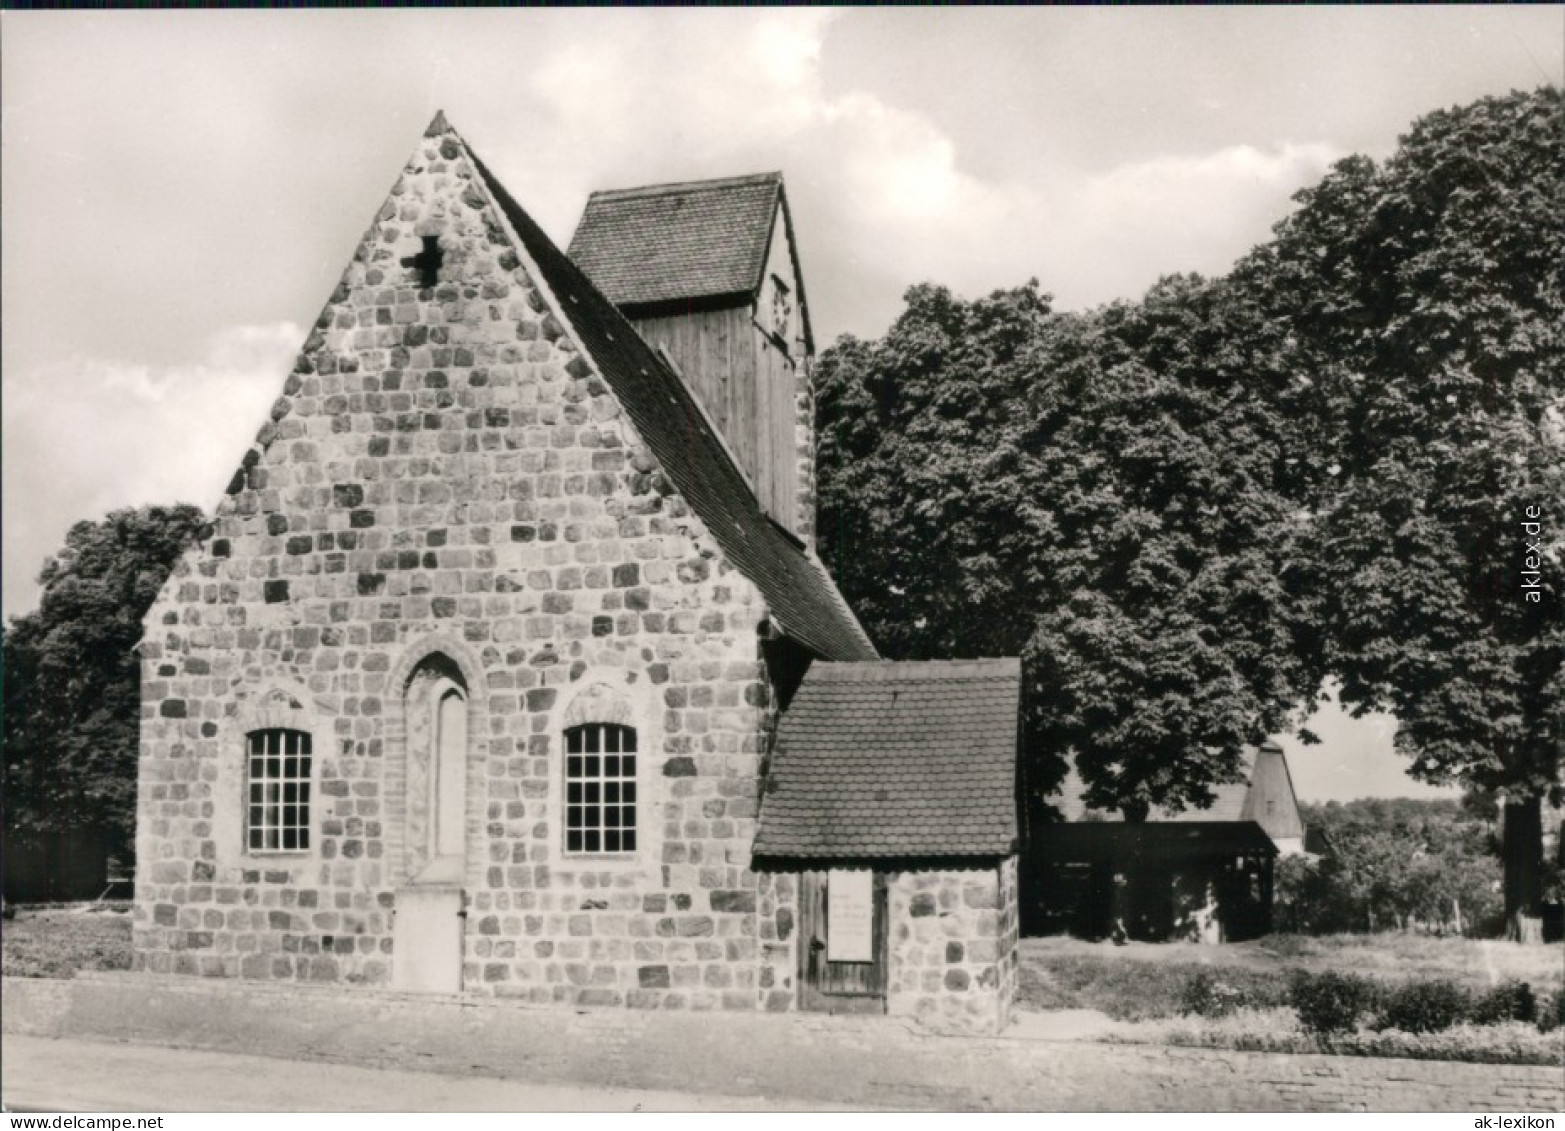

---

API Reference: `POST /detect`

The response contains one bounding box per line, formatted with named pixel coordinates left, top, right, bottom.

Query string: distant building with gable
left=1025, top=742, right=1306, bottom=941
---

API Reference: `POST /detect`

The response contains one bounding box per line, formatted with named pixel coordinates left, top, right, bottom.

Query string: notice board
left=826, top=868, right=874, bottom=962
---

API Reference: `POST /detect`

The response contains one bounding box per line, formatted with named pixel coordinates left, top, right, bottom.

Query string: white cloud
left=1027, top=141, right=1343, bottom=307
left=507, top=12, right=1339, bottom=320
left=1, top=18, right=1354, bottom=620
left=1082, top=142, right=1341, bottom=246
left=2, top=321, right=299, bottom=615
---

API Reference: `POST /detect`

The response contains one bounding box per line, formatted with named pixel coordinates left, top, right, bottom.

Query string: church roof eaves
left=457, top=128, right=875, bottom=662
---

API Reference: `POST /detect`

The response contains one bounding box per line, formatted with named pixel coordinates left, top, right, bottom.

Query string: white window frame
left=563, top=721, right=639, bottom=856
left=245, top=726, right=314, bottom=854
left=549, top=673, right=658, bottom=872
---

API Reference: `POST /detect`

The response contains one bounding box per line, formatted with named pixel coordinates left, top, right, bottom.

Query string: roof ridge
left=450, top=124, right=875, bottom=662
left=808, top=658, right=1020, bottom=683
left=817, top=657, right=1019, bottom=667
left=586, top=171, right=783, bottom=203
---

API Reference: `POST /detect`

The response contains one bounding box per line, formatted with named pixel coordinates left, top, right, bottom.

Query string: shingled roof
left=567, top=172, right=813, bottom=347
left=462, top=135, right=875, bottom=662
left=754, top=659, right=1021, bottom=860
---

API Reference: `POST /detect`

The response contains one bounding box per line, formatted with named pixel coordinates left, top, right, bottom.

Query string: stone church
left=133, top=114, right=1021, bottom=1033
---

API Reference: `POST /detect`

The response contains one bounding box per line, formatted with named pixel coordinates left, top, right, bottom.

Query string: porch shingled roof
left=754, top=659, right=1020, bottom=860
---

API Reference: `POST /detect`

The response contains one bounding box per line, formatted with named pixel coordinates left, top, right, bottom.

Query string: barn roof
left=465, top=140, right=875, bottom=662
left=567, top=172, right=813, bottom=348
left=754, top=659, right=1020, bottom=860
left=1035, top=821, right=1279, bottom=862
left=1052, top=742, right=1284, bottom=825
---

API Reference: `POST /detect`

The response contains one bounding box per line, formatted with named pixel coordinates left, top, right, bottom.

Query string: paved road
left=0, top=1036, right=872, bottom=1113
left=8, top=976, right=1562, bottom=1112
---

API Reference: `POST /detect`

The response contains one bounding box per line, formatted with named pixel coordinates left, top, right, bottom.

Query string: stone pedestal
left=392, top=884, right=463, bottom=993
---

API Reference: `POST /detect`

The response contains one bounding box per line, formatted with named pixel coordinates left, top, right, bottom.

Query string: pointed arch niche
left=386, top=638, right=484, bottom=995
left=383, top=636, right=485, bottom=893
left=401, top=652, right=469, bottom=884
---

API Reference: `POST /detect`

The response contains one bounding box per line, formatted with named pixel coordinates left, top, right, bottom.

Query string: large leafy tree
left=2, top=505, right=207, bottom=861
left=817, top=276, right=1321, bottom=822
left=1022, top=277, right=1322, bottom=818
left=1238, top=87, right=1564, bottom=934
left=817, top=89, right=1561, bottom=940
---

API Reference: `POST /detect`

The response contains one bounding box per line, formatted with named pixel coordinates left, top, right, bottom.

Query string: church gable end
left=133, top=115, right=794, bottom=1004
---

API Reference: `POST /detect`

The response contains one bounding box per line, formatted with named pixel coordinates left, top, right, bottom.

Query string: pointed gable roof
left=453, top=128, right=874, bottom=662
left=754, top=659, right=1021, bottom=859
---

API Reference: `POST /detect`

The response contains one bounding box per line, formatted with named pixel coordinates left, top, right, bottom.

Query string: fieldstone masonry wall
left=756, top=871, right=799, bottom=1011
left=997, top=855, right=1019, bottom=1025
left=132, top=121, right=795, bottom=1010
left=887, top=859, right=1019, bottom=1034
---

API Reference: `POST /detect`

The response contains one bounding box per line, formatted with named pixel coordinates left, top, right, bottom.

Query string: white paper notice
left=826, top=869, right=874, bottom=963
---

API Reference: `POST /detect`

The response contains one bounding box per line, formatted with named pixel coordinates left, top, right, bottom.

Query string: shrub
left=1180, top=971, right=1248, bottom=1018
left=1328, top=1022, right=1564, bottom=1067
left=1469, top=980, right=1536, bottom=1026
left=1290, top=970, right=1378, bottom=1036
left=1375, top=979, right=1469, bottom=1034
left=1539, top=989, right=1564, bottom=1035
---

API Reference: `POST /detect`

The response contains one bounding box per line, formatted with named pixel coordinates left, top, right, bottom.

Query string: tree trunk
left=1501, top=796, right=1544, bottom=943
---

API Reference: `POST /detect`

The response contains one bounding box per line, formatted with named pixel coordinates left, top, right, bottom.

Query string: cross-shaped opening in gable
left=401, top=236, right=444, bottom=288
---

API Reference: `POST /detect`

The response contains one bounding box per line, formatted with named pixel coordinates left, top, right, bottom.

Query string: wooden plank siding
left=798, top=870, right=888, bottom=1013
left=758, top=328, right=800, bottom=534
left=630, top=306, right=803, bottom=534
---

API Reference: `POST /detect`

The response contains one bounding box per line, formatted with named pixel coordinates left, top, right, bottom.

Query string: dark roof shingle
left=567, top=173, right=781, bottom=310
left=754, top=659, right=1020, bottom=859
left=465, top=143, right=876, bottom=661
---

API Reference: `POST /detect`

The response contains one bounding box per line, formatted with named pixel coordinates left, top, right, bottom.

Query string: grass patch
left=2, top=905, right=134, bottom=979
left=1019, top=934, right=1565, bottom=1019
left=1018, top=934, right=1565, bottom=1066
left=1019, top=951, right=1290, bottom=1021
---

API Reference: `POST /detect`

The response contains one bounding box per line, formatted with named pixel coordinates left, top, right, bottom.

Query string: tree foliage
left=816, top=88, right=1562, bottom=910
left=1240, top=87, right=1564, bottom=801
left=817, top=276, right=1321, bottom=819
left=1238, top=87, right=1565, bottom=919
left=2, top=505, right=206, bottom=857
left=1277, top=799, right=1506, bottom=936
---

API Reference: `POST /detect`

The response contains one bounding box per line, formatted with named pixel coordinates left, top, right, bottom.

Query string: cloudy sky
left=3, top=7, right=1559, bottom=801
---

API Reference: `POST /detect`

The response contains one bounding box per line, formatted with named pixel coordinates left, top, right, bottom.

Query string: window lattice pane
left=563, top=723, right=637, bottom=856
left=246, top=728, right=311, bottom=853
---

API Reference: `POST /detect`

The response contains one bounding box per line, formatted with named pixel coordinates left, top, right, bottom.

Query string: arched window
left=564, top=722, right=637, bottom=855
left=247, top=728, right=312, bottom=853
